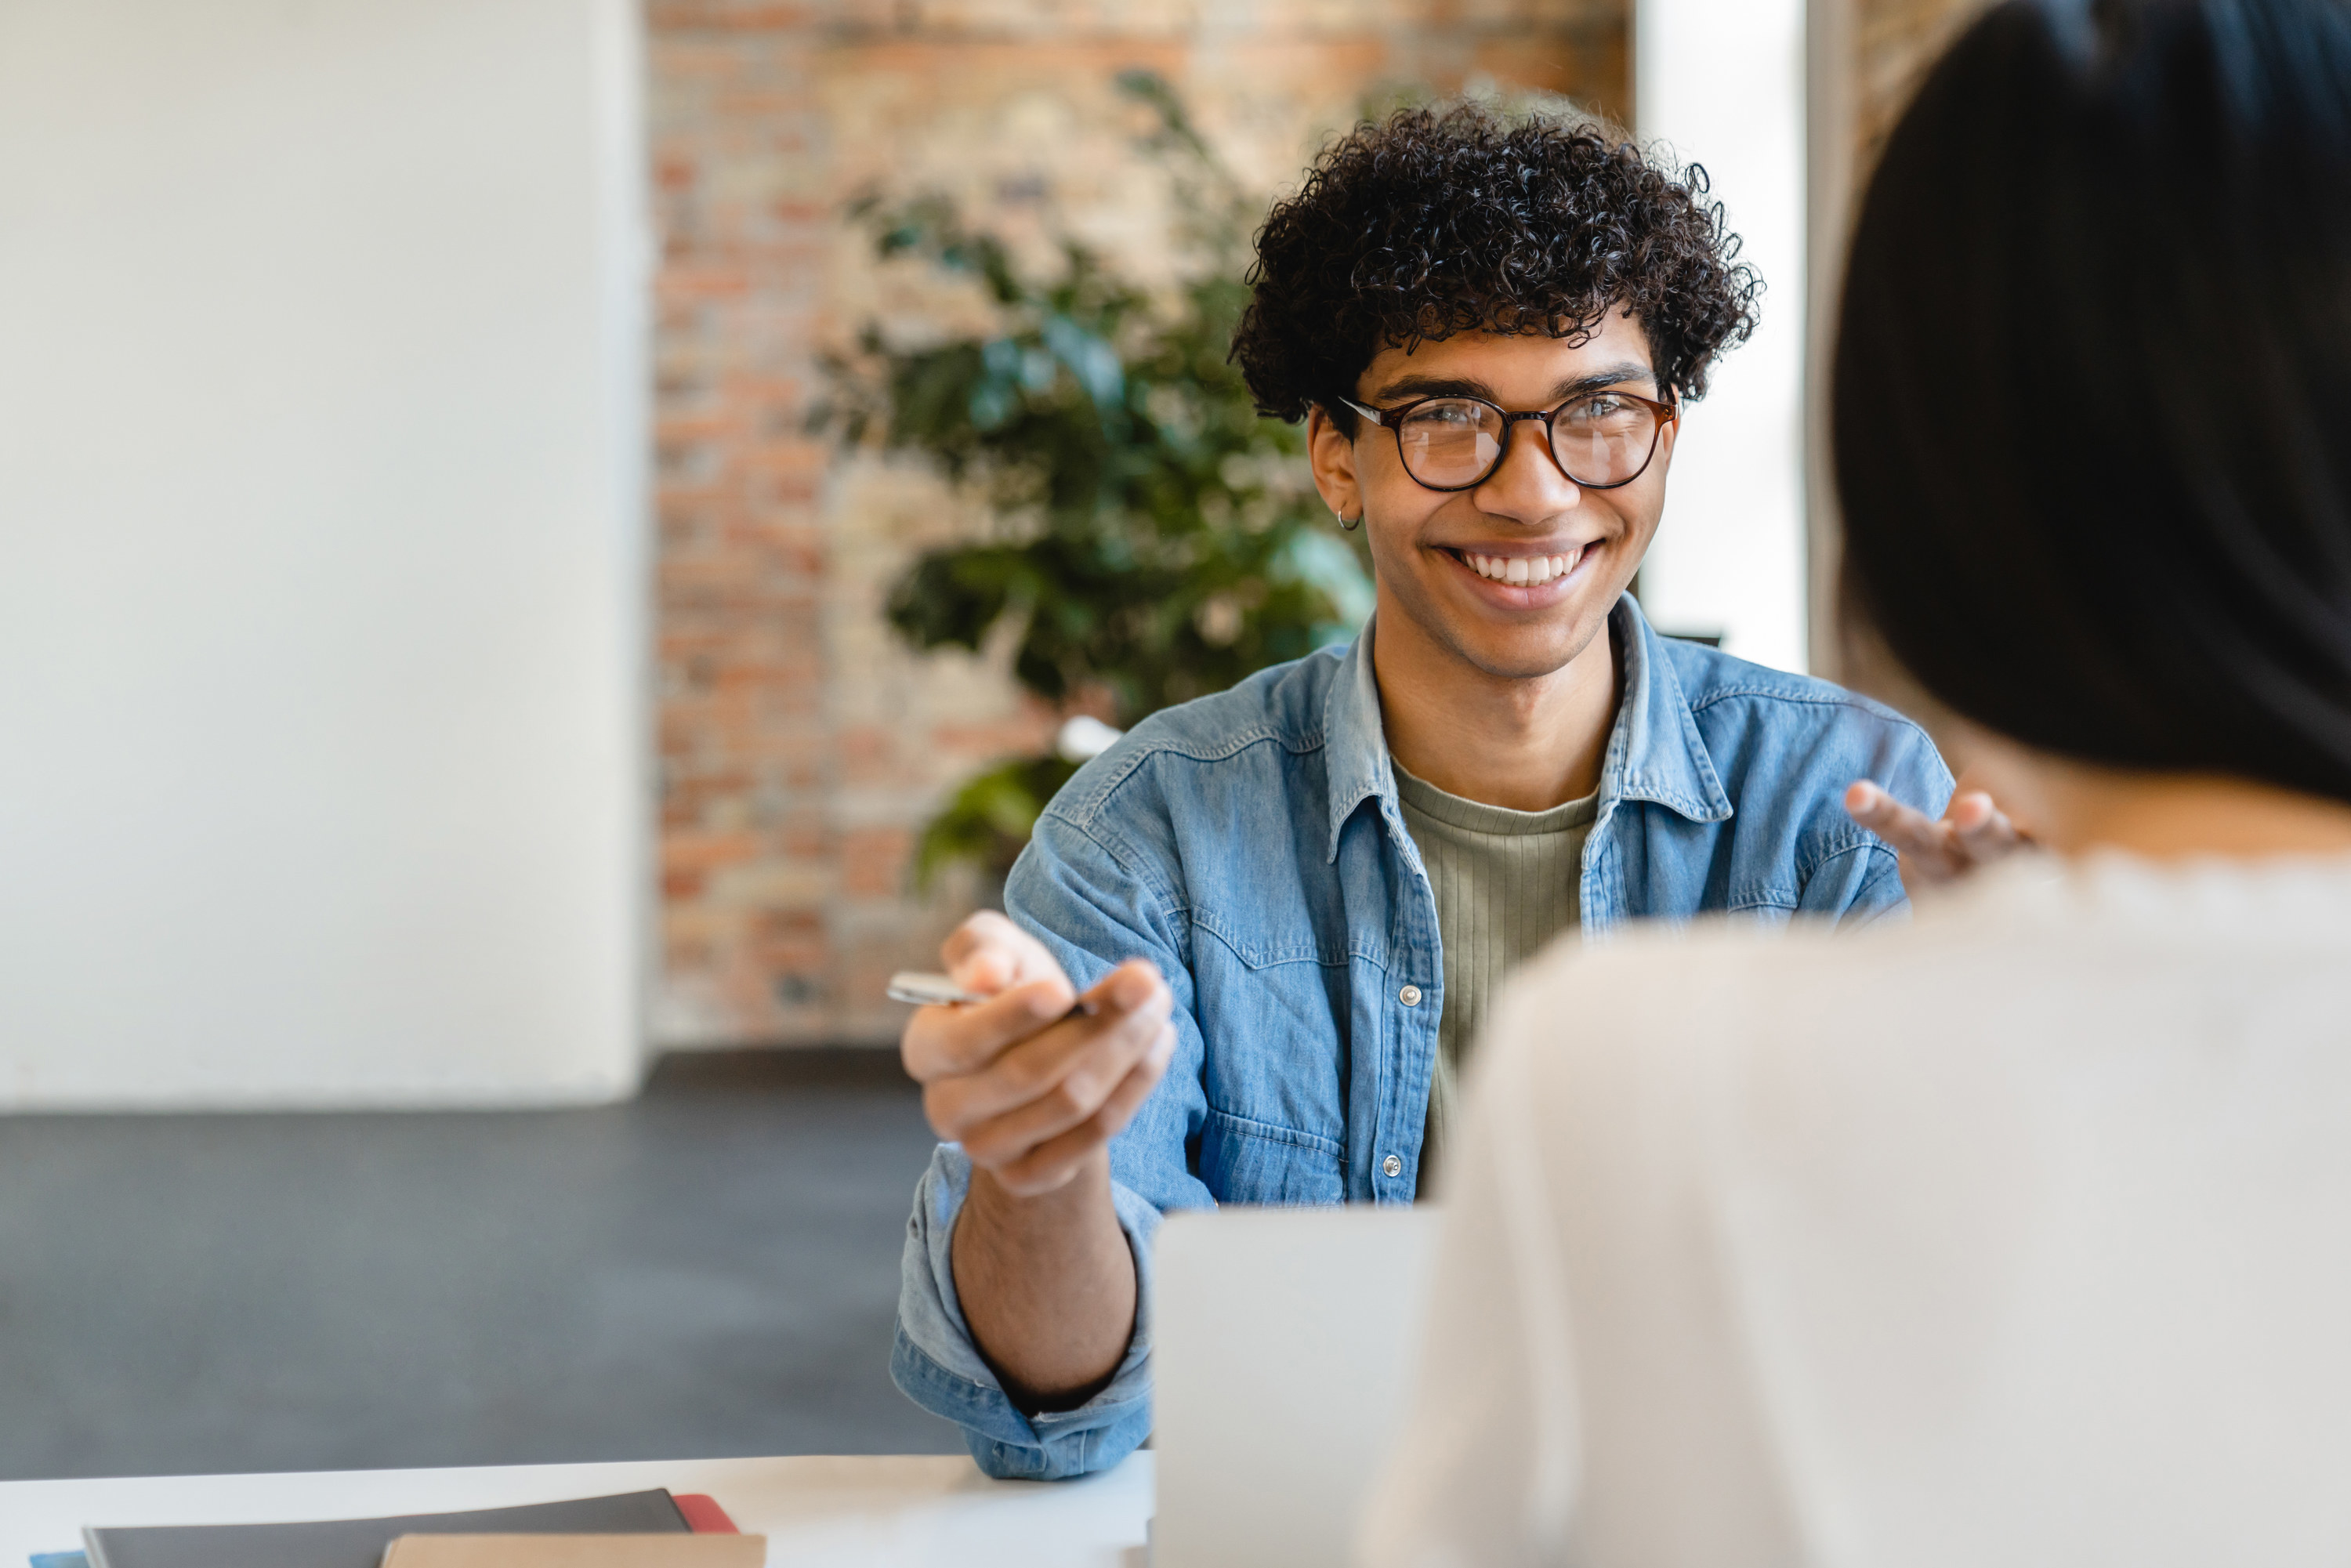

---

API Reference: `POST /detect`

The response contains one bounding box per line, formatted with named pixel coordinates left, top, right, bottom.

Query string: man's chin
left=1441, top=621, right=1606, bottom=683
left=1435, top=588, right=1620, bottom=680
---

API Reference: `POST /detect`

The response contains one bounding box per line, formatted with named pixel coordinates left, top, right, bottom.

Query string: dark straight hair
left=1835, top=0, right=2351, bottom=800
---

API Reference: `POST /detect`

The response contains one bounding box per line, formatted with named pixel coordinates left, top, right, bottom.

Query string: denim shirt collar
left=1320, top=593, right=1734, bottom=866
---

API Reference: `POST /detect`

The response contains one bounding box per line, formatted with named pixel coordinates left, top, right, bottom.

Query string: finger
left=993, top=1030, right=1179, bottom=1195
left=989, top=1118, right=1118, bottom=1198
left=1846, top=781, right=1963, bottom=875
left=1077, top=958, right=1163, bottom=1016
left=1946, top=790, right=1994, bottom=834
left=1946, top=790, right=2022, bottom=857
left=1092, top=1024, right=1176, bottom=1142
left=901, top=975, right=1078, bottom=1083
left=954, top=1029, right=1154, bottom=1167
left=931, top=980, right=1172, bottom=1143
left=1844, top=780, right=1939, bottom=849
left=940, top=911, right=1066, bottom=995
left=908, top=956, right=1162, bottom=1086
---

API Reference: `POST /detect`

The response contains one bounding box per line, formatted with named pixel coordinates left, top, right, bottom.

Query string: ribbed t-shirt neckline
left=1391, top=758, right=1599, bottom=836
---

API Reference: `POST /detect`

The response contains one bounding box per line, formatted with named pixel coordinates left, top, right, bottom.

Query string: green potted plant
left=814, top=72, right=1374, bottom=887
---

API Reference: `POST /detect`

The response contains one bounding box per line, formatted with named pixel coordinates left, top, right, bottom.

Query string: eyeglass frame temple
left=1331, top=390, right=1679, bottom=493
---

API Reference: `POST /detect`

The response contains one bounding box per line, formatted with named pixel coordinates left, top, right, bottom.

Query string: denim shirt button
left=1398, top=984, right=1422, bottom=1006
left=1382, top=1153, right=1404, bottom=1178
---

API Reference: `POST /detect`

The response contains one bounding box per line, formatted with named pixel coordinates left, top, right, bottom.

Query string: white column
left=0, top=0, right=650, bottom=1107
left=1634, top=0, right=1811, bottom=673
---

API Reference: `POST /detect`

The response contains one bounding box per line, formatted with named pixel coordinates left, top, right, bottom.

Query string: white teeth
left=1463, top=547, right=1582, bottom=586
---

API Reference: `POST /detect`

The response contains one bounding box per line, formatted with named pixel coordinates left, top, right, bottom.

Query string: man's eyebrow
left=1369, top=360, right=1661, bottom=405
left=1550, top=362, right=1661, bottom=400
left=1370, top=373, right=1496, bottom=402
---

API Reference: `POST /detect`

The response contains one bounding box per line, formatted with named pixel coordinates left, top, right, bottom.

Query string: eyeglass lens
left=1393, top=396, right=1662, bottom=489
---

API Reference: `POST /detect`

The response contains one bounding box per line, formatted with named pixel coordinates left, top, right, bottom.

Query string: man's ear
left=1306, top=405, right=1363, bottom=521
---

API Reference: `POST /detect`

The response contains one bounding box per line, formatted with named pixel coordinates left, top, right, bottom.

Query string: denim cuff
left=889, top=1143, right=1164, bottom=1479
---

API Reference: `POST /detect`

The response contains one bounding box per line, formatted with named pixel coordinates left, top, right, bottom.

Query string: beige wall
left=648, top=1, right=1629, bottom=1047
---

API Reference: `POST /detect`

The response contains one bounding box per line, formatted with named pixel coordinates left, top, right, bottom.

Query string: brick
left=839, top=827, right=915, bottom=898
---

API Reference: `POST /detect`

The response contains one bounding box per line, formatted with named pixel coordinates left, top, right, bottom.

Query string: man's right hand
left=903, top=912, right=1177, bottom=1407
left=901, top=911, right=1176, bottom=1197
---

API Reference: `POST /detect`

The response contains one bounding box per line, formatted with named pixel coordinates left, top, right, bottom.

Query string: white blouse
left=1360, top=854, right=2351, bottom=1568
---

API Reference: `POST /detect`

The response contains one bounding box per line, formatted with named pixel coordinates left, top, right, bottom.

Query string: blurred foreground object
left=811, top=72, right=1373, bottom=886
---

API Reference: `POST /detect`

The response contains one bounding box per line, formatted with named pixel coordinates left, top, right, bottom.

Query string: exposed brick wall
left=647, top=0, right=1628, bottom=1047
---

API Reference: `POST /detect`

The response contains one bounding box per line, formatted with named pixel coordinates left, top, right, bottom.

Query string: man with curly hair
left=890, top=103, right=1955, bottom=1480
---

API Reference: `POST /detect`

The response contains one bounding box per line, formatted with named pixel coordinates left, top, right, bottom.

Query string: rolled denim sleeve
left=888, top=767, right=1215, bottom=1479
left=889, top=1143, right=1164, bottom=1479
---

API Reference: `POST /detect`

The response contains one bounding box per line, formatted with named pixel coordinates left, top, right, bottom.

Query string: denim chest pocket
left=1186, top=911, right=1352, bottom=1206
left=1198, top=1106, right=1346, bottom=1205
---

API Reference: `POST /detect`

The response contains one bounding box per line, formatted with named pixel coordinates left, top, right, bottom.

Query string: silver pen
left=886, top=970, right=1098, bottom=1016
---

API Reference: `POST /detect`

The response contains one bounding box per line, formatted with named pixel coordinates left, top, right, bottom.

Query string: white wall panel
left=1636, top=0, right=1811, bottom=672
left=0, top=0, right=649, bottom=1106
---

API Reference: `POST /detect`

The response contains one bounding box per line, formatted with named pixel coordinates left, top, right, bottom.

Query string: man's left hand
left=1845, top=774, right=2028, bottom=889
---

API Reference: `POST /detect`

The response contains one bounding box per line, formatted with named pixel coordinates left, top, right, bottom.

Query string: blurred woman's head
left=1836, top=0, right=2351, bottom=806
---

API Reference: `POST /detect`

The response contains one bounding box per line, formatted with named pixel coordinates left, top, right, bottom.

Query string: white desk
left=0, top=1454, right=1153, bottom=1568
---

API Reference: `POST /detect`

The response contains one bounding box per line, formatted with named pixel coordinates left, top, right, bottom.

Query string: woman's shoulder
left=1480, top=852, right=2351, bottom=1119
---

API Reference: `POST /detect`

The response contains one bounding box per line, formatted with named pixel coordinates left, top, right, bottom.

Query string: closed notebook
left=82, top=1490, right=697, bottom=1568
left=380, top=1537, right=763, bottom=1567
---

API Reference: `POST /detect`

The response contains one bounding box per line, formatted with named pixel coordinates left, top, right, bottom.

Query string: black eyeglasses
left=1337, top=388, right=1678, bottom=492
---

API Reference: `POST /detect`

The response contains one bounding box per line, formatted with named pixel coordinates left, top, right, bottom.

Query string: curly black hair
left=1233, top=102, right=1762, bottom=429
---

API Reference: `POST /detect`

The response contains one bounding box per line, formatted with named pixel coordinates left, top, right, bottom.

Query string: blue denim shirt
left=891, top=596, right=1953, bottom=1479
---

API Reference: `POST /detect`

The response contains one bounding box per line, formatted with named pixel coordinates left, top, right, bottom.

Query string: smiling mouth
left=1444, top=545, right=1587, bottom=588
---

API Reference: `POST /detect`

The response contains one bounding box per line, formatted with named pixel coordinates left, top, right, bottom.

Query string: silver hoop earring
left=1335, top=509, right=1360, bottom=532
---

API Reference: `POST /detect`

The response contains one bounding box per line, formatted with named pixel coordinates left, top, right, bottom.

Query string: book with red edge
left=72, top=1488, right=737, bottom=1568
left=670, top=1497, right=737, bottom=1535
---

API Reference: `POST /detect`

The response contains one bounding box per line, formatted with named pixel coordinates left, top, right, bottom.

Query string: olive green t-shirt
left=1393, top=761, right=1599, bottom=1192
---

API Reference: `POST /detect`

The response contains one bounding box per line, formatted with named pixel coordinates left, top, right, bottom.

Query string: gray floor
left=0, top=1051, right=966, bottom=1480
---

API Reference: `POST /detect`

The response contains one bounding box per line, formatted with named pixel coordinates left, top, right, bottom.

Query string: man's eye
left=1563, top=394, right=1643, bottom=429
left=1402, top=400, right=1484, bottom=429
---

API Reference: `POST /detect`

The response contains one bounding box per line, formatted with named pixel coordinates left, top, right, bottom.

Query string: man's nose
left=1473, top=417, right=1582, bottom=517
